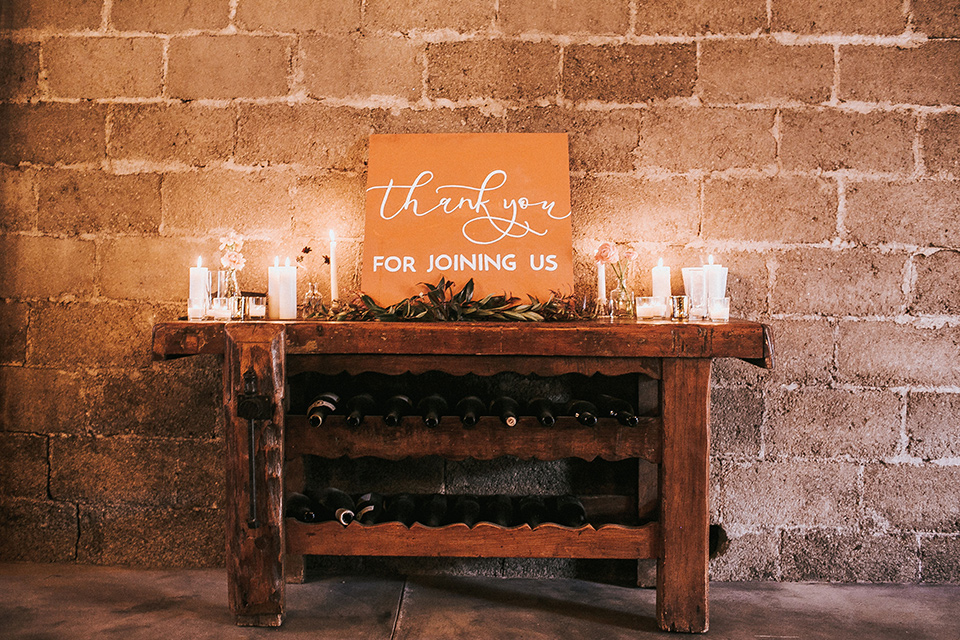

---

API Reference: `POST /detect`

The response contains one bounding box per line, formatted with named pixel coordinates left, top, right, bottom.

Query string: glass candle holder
left=635, top=296, right=668, bottom=319
left=708, top=297, right=730, bottom=321
left=670, top=295, right=689, bottom=321
left=247, top=296, right=267, bottom=319
left=187, top=298, right=206, bottom=320
left=209, top=297, right=235, bottom=320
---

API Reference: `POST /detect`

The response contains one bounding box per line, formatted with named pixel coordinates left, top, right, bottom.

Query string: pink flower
left=622, top=246, right=637, bottom=263
left=221, top=250, right=246, bottom=271
left=218, top=231, right=244, bottom=252
left=594, top=242, right=619, bottom=264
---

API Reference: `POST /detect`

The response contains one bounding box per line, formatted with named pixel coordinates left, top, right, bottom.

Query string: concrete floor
left=2, top=563, right=958, bottom=639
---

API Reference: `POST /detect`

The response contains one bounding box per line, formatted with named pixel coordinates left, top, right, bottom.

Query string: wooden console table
left=152, top=320, right=772, bottom=633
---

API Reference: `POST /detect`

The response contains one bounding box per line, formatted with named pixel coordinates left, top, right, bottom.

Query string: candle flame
left=274, top=256, right=280, bottom=267
left=285, top=257, right=291, bottom=267
left=197, top=256, right=202, bottom=268
left=708, top=254, right=715, bottom=265
left=657, top=257, right=664, bottom=267
left=329, top=229, right=336, bottom=242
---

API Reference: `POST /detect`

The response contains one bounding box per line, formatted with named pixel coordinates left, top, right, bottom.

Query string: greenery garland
left=305, top=277, right=587, bottom=322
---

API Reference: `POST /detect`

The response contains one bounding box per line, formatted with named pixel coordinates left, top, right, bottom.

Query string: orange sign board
left=362, top=133, right=574, bottom=303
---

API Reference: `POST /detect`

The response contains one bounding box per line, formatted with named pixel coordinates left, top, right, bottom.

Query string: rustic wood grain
left=657, top=358, right=711, bottom=633
left=224, top=323, right=287, bottom=627
left=286, top=415, right=661, bottom=464
left=286, top=520, right=659, bottom=559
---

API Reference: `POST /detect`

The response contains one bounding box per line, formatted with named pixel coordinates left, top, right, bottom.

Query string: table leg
left=657, top=358, right=711, bottom=633
left=224, top=323, right=287, bottom=626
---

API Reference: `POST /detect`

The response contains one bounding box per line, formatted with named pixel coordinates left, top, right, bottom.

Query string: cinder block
left=445, top=458, right=570, bottom=494
left=175, top=440, right=224, bottom=508
left=764, top=318, right=835, bottom=385
left=0, top=235, right=95, bottom=299
left=236, top=104, right=374, bottom=170
left=306, top=456, right=444, bottom=495
left=0, top=433, right=47, bottom=498
left=564, top=44, right=695, bottom=103
left=0, top=39, right=38, bottom=100
left=864, top=464, right=960, bottom=532
left=721, top=460, right=860, bottom=527
left=571, top=175, right=699, bottom=243
left=161, top=169, right=296, bottom=235
left=840, top=42, right=960, bottom=106
left=637, top=107, right=776, bottom=171
left=0, top=365, right=85, bottom=434
left=302, top=35, right=421, bottom=100
left=504, top=107, right=640, bottom=172
left=0, top=167, right=36, bottom=232
left=923, top=113, right=960, bottom=176
left=781, top=109, right=915, bottom=173
left=29, top=302, right=155, bottom=368
left=44, top=37, right=163, bottom=99
left=111, top=0, right=229, bottom=31
left=0, top=0, right=100, bottom=30
left=379, top=107, right=503, bottom=135
left=236, top=0, right=359, bottom=33
left=499, top=0, right=629, bottom=35
left=766, top=388, right=901, bottom=459
left=703, top=176, right=836, bottom=243
left=772, top=0, right=906, bottom=35
left=50, top=435, right=179, bottom=505
left=700, top=41, right=833, bottom=104
left=365, top=0, right=494, bottom=33
left=912, top=0, right=960, bottom=38
left=838, top=321, right=960, bottom=387
left=921, top=536, right=960, bottom=583
left=0, top=303, right=27, bottom=364
left=427, top=41, right=560, bottom=102
left=38, top=170, right=160, bottom=236
left=78, top=504, right=223, bottom=567
left=709, top=530, right=780, bottom=581
left=635, top=0, right=766, bottom=36
left=0, top=499, right=77, bottom=562
left=293, top=172, right=366, bottom=240
left=912, top=250, right=960, bottom=315
left=167, top=35, right=290, bottom=100
left=711, top=386, right=763, bottom=457
left=100, top=236, right=219, bottom=302
left=108, top=103, right=235, bottom=166
left=771, top=248, right=906, bottom=316
left=907, top=393, right=960, bottom=460
left=781, top=530, right=918, bottom=581
left=0, top=102, right=105, bottom=166
left=845, top=181, right=960, bottom=246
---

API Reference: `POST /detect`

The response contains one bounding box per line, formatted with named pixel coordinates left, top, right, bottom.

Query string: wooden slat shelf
left=285, top=414, right=661, bottom=463
left=286, top=519, right=660, bottom=560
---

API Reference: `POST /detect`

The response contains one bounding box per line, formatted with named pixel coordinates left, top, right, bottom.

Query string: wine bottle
left=307, top=392, right=340, bottom=427
left=355, top=491, right=384, bottom=525
left=417, top=394, right=448, bottom=428
left=417, top=494, right=449, bottom=527
left=483, top=495, right=515, bottom=527
left=451, top=495, right=481, bottom=527
left=564, top=399, right=599, bottom=427
left=598, top=394, right=640, bottom=427
left=345, top=393, right=376, bottom=427
left=385, top=493, right=417, bottom=527
left=526, top=397, right=556, bottom=427
left=455, top=396, right=486, bottom=427
left=285, top=492, right=318, bottom=523
left=518, top=495, right=548, bottom=528
left=383, top=394, right=413, bottom=427
left=307, top=487, right=355, bottom=525
left=552, top=494, right=587, bottom=527
left=490, top=396, right=519, bottom=427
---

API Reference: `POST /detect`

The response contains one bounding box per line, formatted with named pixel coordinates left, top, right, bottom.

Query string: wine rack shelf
left=286, top=519, right=659, bottom=560
left=286, top=415, right=661, bottom=463
left=152, top=319, right=773, bottom=633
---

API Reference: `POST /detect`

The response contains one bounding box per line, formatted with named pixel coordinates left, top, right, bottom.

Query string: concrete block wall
left=1, top=0, right=958, bottom=581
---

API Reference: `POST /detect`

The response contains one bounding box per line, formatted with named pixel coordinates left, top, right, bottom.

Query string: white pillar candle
left=268, top=256, right=281, bottom=319
left=278, top=257, right=297, bottom=319
left=329, top=229, right=339, bottom=303
left=702, top=254, right=728, bottom=302
left=189, top=256, right=208, bottom=318
left=597, top=260, right=606, bottom=303
left=651, top=258, right=671, bottom=299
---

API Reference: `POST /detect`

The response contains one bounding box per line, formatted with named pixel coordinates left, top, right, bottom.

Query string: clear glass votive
left=247, top=296, right=267, bottom=319
left=635, top=296, right=668, bottom=320
left=708, top=297, right=730, bottom=321
left=209, top=297, right=234, bottom=320
left=682, top=267, right=707, bottom=319
left=670, top=295, right=689, bottom=321
left=187, top=298, right=206, bottom=321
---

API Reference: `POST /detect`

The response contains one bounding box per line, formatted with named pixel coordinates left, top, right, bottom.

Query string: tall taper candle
left=329, top=229, right=339, bottom=303
left=268, top=256, right=281, bottom=319
left=278, top=257, right=297, bottom=319
left=597, top=260, right=606, bottom=304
